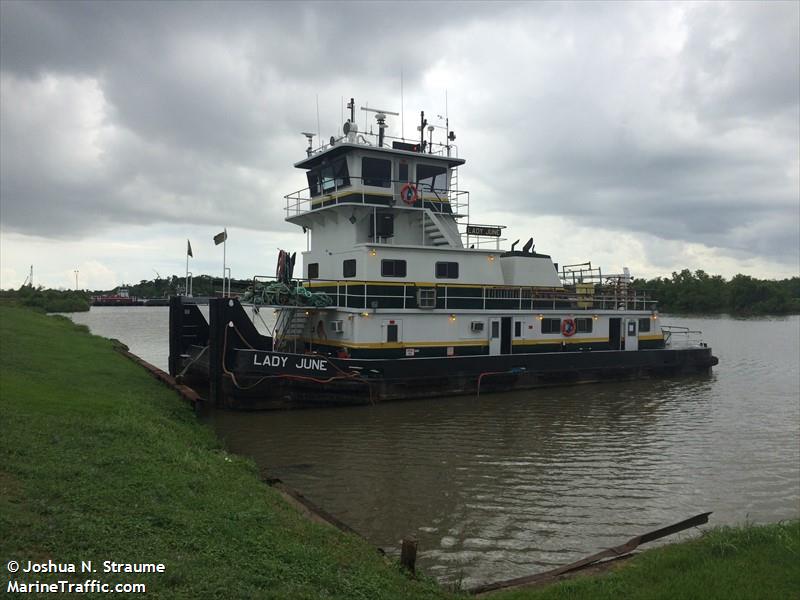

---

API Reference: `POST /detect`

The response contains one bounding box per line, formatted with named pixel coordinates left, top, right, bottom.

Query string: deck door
left=489, top=318, right=502, bottom=355
left=625, top=319, right=639, bottom=351
left=382, top=319, right=402, bottom=343
left=500, top=317, right=513, bottom=355
left=609, top=317, right=622, bottom=350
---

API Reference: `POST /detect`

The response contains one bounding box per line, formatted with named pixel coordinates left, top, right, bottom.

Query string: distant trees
left=633, top=270, right=800, bottom=315
left=1, top=286, right=91, bottom=312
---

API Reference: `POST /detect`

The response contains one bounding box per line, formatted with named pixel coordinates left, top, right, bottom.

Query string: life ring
left=561, top=318, right=576, bottom=337
left=400, top=183, right=418, bottom=205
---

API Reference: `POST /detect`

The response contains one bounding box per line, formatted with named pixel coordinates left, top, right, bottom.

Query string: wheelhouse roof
left=294, top=142, right=466, bottom=170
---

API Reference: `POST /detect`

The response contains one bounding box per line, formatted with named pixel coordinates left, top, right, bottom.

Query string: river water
left=65, top=308, right=800, bottom=587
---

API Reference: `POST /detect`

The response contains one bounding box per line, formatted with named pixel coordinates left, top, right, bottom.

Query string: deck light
left=593, top=315, right=598, bottom=320
left=449, top=314, right=457, bottom=322
left=370, top=249, right=377, bottom=256
left=361, top=312, right=370, bottom=317
left=488, top=255, right=495, bottom=262
left=537, top=314, right=544, bottom=320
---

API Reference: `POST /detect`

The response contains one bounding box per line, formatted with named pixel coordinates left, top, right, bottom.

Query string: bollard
left=400, top=537, right=418, bottom=575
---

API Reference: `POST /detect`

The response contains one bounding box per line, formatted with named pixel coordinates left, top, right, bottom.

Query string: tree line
left=3, top=269, right=798, bottom=315
left=632, top=270, right=800, bottom=315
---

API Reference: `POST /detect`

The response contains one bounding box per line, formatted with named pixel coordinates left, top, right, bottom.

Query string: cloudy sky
left=1, top=0, right=798, bottom=290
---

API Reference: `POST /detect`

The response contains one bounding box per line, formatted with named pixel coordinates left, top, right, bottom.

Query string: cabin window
left=362, top=157, right=392, bottom=188
left=381, top=259, right=406, bottom=278
left=399, top=162, right=409, bottom=182
left=576, top=318, right=593, bottom=333
left=307, top=263, right=319, bottom=279
left=417, top=164, right=448, bottom=193
left=491, top=321, right=500, bottom=338
left=541, top=318, right=561, bottom=334
left=343, top=259, right=356, bottom=278
left=387, top=324, right=398, bottom=342
left=638, top=318, right=651, bottom=333
left=417, top=288, right=436, bottom=309
left=321, top=158, right=350, bottom=194
left=435, top=262, right=459, bottom=279
left=514, top=321, right=522, bottom=337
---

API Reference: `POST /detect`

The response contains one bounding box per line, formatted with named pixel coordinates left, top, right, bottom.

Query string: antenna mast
left=400, top=68, right=405, bottom=141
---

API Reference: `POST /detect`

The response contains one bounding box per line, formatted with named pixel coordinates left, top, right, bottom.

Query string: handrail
left=246, top=275, right=658, bottom=312
left=284, top=176, right=469, bottom=219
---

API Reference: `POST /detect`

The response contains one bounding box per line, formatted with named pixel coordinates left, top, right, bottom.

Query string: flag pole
left=185, top=241, right=189, bottom=297
left=223, top=227, right=227, bottom=297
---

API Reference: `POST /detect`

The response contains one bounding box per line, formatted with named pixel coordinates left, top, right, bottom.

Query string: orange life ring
left=561, top=318, right=576, bottom=337
left=400, top=183, right=418, bottom=206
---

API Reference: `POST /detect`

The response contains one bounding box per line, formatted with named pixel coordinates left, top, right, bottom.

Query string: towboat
left=169, top=99, right=718, bottom=409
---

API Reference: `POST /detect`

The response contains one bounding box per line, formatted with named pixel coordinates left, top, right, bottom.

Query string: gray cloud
left=0, top=0, right=797, bottom=275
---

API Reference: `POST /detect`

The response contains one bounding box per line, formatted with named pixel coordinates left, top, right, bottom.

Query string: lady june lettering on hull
left=252, top=352, right=328, bottom=373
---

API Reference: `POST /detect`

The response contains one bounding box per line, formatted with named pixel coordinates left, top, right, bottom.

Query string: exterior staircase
left=414, top=210, right=463, bottom=247
left=274, top=308, right=311, bottom=352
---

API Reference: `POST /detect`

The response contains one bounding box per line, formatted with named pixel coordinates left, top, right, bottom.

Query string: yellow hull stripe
left=301, top=336, right=661, bottom=349
left=305, top=338, right=486, bottom=349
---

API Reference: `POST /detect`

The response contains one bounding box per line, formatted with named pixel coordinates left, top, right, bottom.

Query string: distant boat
left=91, top=288, right=143, bottom=307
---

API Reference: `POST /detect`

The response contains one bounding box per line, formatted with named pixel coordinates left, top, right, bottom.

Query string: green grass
left=1, top=305, right=797, bottom=599
left=0, top=306, right=449, bottom=599
left=491, top=520, right=800, bottom=600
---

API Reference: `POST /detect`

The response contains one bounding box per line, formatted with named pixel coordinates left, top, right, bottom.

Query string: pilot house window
left=362, top=157, right=392, bottom=188
left=417, top=164, right=448, bottom=193
left=319, top=158, right=350, bottom=194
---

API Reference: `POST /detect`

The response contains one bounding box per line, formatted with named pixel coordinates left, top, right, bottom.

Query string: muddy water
left=67, top=308, right=800, bottom=587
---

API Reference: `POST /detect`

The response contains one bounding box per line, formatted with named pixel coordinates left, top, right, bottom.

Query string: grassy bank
left=0, top=305, right=447, bottom=599
left=1, top=305, right=797, bottom=599
left=491, top=520, right=800, bottom=599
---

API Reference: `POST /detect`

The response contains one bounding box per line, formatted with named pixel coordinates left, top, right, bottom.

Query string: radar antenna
left=301, top=132, right=316, bottom=156
left=361, top=106, right=398, bottom=147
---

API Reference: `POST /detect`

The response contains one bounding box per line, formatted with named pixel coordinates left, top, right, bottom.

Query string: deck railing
left=284, top=176, right=469, bottom=219
left=244, top=275, right=657, bottom=313
left=661, top=325, right=705, bottom=348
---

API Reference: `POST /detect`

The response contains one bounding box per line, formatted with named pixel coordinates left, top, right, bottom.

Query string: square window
left=381, top=259, right=406, bottom=277
left=343, top=259, right=356, bottom=278
left=307, top=263, right=319, bottom=279
left=435, top=262, right=459, bottom=279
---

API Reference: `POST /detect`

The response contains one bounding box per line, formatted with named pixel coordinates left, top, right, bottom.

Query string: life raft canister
left=400, top=183, right=418, bottom=205
left=561, top=318, right=576, bottom=337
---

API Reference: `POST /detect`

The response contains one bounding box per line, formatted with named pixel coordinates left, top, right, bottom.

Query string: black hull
left=217, top=347, right=716, bottom=410
left=169, top=297, right=718, bottom=410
